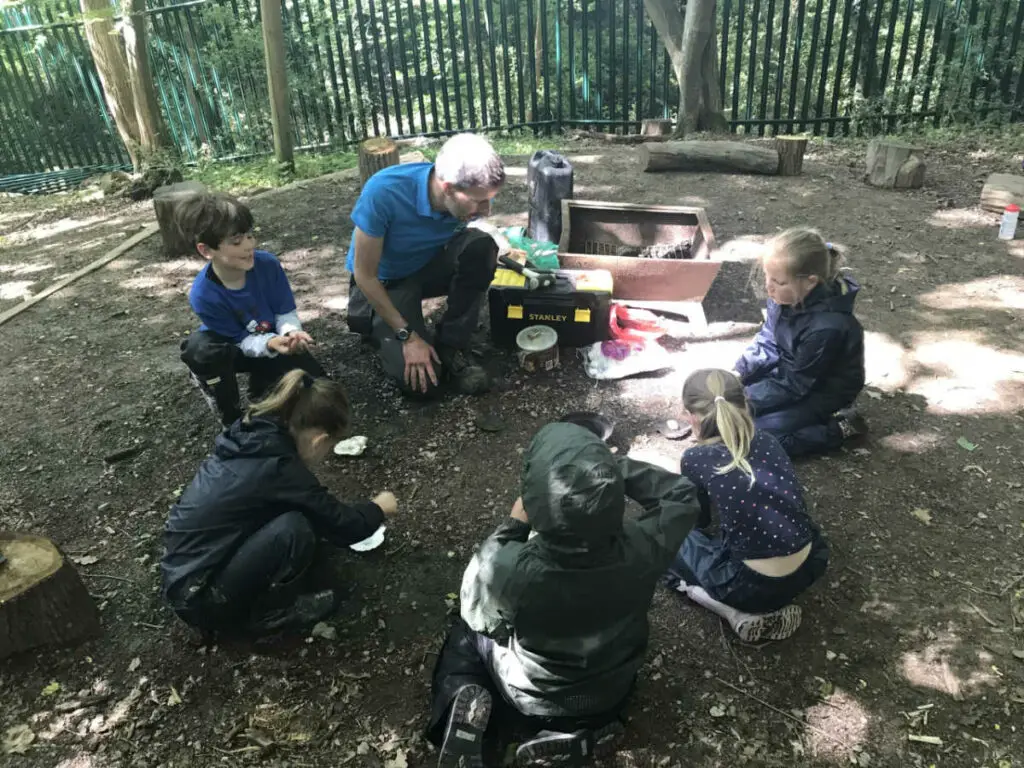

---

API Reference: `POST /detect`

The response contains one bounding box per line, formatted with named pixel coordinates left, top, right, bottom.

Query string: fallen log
left=640, top=141, right=779, bottom=175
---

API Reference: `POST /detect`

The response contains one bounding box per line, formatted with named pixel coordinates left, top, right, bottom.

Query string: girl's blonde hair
left=247, top=370, right=350, bottom=436
left=682, top=368, right=755, bottom=481
left=766, top=227, right=846, bottom=286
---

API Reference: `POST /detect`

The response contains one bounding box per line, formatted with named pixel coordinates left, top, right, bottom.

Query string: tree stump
left=0, top=533, right=101, bottom=660
left=865, top=139, right=926, bottom=189
left=776, top=135, right=808, bottom=176
left=640, top=141, right=779, bottom=175
left=153, top=180, right=207, bottom=257
left=641, top=118, right=674, bottom=138
left=980, top=173, right=1024, bottom=213
left=358, top=138, right=400, bottom=185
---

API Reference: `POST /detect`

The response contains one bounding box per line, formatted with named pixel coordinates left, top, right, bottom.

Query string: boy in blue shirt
left=178, top=193, right=325, bottom=425
left=346, top=133, right=505, bottom=397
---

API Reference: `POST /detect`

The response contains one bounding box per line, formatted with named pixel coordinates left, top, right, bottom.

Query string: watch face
left=396, top=328, right=410, bottom=341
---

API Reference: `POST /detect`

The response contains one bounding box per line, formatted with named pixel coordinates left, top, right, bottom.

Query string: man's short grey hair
left=434, top=133, right=505, bottom=190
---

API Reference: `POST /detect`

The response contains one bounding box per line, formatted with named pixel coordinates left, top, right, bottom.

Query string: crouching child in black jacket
left=427, top=422, right=700, bottom=767
left=161, top=369, right=397, bottom=636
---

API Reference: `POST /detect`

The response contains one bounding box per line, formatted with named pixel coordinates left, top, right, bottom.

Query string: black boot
left=247, top=589, right=336, bottom=635
left=437, top=684, right=491, bottom=768
left=835, top=407, right=868, bottom=440
left=437, top=346, right=489, bottom=395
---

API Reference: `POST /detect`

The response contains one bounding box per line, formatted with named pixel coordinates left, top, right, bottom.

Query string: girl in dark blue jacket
left=161, top=370, right=397, bottom=636
left=734, top=228, right=866, bottom=457
left=667, top=369, right=829, bottom=642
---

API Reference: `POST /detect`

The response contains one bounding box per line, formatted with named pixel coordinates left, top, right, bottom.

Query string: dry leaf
left=907, top=734, right=943, bottom=746
left=910, top=508, right=932, bottom=525
left=1012, top=649, right=1024, bottom=660
left=40, top=681, right=61, bottom=697
left=709, top=704, right=727, bottom=718
left=71, top=554, right=100, bottom=566
left=385, top=749, right=409, bottom=768
left=128, top=657, right=141, bottom=672
left=167, top=686, right=182, bottom=706
left=2, top=725, right=35, bottom=755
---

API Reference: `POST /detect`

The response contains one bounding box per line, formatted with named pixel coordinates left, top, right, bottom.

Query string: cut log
left=641, top=118, right=674, bottom=138
left=776, top=135, right=808, bottom=176
left=153, top=180, right=207, bottom=258
left=358, top=137, right=400, bottom=185
left=865, top=139, right=925, bottom=189
left=980, top=173, right=1024, bottom=213
left=0, top=533, right=101, bottom=660
left=640, top=141, right=779, bottom=175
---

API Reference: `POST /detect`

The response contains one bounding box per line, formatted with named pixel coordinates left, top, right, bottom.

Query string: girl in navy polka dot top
left=665, top=368, right=830, bottom=642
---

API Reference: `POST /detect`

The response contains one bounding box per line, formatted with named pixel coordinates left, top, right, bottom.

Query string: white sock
left=683, top=585, right=750, bottom=631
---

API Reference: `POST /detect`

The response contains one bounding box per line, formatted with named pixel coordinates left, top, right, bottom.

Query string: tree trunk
left=358, top=137, right=400, bottom=185
left=864, top=139, right=925, bottom=189
left=643, top=0, right=726, bottom=137
left=122, top=0, right=168, bottom=159
left=0, top=533, right=101, bottom=660
left=260, top=0, right=294, bottom=171
left=640, top=140, right=779, bottom=174
left=81, top=0, right=141, bottom=168
left=776, top=135, right=808, bottom=176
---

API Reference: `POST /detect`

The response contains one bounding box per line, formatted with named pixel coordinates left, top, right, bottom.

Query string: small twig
left=1000, top=573, right=1024, bottom=595
left=135, top=621, right=164, bottom=630
left=81, top=572, right=134, bottom=583
left=967, top=585, right=1003, bottom=598
left=967, top=600, right=1000, bottom=628
left=713, top=677, right=848, bottom=747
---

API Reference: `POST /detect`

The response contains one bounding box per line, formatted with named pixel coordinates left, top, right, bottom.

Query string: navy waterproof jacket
left=735, top=276, right=865, bottom=417
left=161, top=417, right=383, bottom=607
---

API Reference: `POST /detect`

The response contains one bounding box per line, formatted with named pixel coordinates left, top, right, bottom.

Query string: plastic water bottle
left=999, top=204, right=1019, bottom=240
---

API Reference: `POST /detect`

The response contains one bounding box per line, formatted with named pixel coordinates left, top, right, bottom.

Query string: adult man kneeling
left=346, top=134, right=505, bottom=397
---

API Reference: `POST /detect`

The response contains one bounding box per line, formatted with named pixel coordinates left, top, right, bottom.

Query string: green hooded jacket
left=460, top=423, right=700, bottom=717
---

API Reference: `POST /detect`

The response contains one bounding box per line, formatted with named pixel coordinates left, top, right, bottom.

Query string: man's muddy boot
left=247, top=589, right=336, bottom=635
left=438, top=346, right=489, bottom=395
left=437, top=684, right=491, bottom=767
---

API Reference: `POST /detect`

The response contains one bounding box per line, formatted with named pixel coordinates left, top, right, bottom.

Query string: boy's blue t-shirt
left=680, top=430, right=813, bottom=560
left=188, top=250, right=297, bottom=342
left=345, top=163, right=464, bottom=280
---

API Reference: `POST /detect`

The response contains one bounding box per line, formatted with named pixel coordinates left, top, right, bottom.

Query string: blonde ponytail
left=682, top=369, right=756, bottom=484
left=247, top=369, right=351, bottom=437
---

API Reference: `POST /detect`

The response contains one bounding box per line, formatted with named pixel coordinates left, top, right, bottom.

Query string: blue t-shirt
left=188, top=250, right=297, bottom=342
left=680, top=430, right=813, bottom=560
left=345, top=163, right=464, bottom=280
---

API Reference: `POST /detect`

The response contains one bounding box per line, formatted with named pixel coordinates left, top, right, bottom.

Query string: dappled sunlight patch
left=901, top=629, right=1000, bottom=700
left=322, top=295, right=349, bottom=313
left=0, top=261, right=55, bottom=276
left=504, top=165, right=527, bottom=177
left=0, top=280, right=35, bottom=301
left=561, top=153, right=606, bottom=166
left=119, top=276, right=168, bottom=291
left=927, top=208, right=995, bottom=229
left=5, top=215, right=118, bottom=244
left=908, top=331, right=1024, bottom=413
left=917, top=275, right=1024, bottom=311
left=804, top=688, right=869, bottom=760
left=1005, top=241, right=1024, bottom=260
left=864, top=330, right=914, bottom=391
left=880, top=430, right=943, bottom=454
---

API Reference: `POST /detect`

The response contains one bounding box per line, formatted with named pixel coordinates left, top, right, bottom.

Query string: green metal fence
left=2, top=0, right=1023, bottom=193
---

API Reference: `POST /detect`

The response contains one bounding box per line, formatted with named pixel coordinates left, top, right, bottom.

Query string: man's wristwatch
left=395, top=327, right=412, bottom=342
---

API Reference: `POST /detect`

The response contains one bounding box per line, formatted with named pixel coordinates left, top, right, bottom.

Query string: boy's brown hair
left=175, top=192, right=255, bottom=251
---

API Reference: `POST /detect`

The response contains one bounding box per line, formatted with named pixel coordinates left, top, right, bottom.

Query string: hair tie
left=714, top=395, right=726, bottom=404
left=301, top=372, right=315, bottom=389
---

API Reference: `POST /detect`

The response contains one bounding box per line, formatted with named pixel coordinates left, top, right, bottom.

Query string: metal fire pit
left=557, top=199, right=759, bottom=326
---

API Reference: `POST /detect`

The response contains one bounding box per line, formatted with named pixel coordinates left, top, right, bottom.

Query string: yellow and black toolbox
left=488, top=267, right=613, bottom=347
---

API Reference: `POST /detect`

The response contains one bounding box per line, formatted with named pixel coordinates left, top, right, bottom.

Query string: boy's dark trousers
left=171, top=511, right=316, bottom=633
left=426, top=619, right=626, bottom=750
left=347, top=229, right=498, bottom=397
left=181, top=330, right=325, bottom=425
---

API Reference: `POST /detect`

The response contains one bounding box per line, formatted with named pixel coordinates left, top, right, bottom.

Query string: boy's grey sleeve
left=460, top=520, right=530, bottom=635
left=620, top=457, right=701, bottom=563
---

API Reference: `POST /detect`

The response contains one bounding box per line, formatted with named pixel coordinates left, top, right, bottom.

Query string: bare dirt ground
left=1, top=135, right=1023, bottom=768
